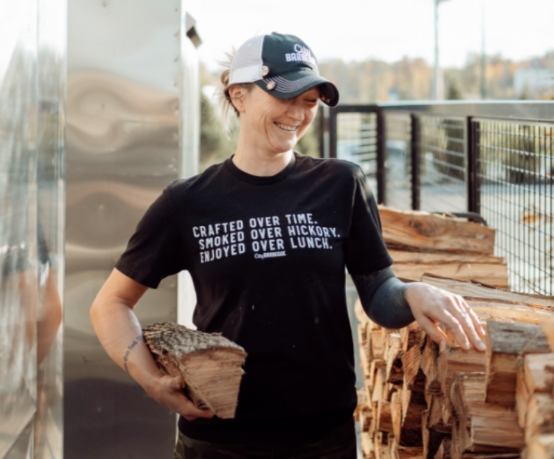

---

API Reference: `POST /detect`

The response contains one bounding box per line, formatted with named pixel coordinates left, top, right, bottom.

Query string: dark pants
left=173, top=418, right=357, bottom=459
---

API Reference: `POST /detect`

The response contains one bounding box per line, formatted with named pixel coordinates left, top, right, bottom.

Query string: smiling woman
left=221, top=32, right=339, bottom=176
left=229, top=85, right=319, bottom=164
left=90, top=31, right=486, bottom=459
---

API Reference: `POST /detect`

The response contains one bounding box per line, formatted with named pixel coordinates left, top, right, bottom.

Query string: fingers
left=428, top=295, right=486, bottom=352
left=181, top=401, right=215, bottom=421
left=149, top=375, right=215, bottom=421
left=413, top=313, right=448, bottom=345
left=432, top=307, right=469, bottom=349
left=450, top=296, right=487, bottom=350
left=170, top=382, right=215, bottom=420
left=468, top=307, right=487, bottom=337
left=171, top=375, right=184, bottom=391
left=406, top=283, right=487, bottom=352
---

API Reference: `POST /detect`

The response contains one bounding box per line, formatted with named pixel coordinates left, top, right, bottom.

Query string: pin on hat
left=228, top=32, right=339, bottom=107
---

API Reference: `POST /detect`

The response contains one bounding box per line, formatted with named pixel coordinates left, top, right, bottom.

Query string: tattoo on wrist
left=123, top=334, right=143, bottom=372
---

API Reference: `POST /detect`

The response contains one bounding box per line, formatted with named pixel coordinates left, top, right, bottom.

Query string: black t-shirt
left=116, top=152, right=393, bottom=443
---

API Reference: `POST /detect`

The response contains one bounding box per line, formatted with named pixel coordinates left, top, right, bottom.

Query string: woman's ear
left=228, top=85, right=246, bottom=114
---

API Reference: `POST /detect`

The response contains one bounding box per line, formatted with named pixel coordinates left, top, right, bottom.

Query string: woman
left=90, top=32, right=486, bottom=458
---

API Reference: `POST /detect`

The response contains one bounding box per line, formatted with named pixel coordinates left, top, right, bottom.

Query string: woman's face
left=236, top=85, right=319, bottom=155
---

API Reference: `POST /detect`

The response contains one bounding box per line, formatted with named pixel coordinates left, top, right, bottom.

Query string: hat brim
left=255, top=69, right=339, bottom=107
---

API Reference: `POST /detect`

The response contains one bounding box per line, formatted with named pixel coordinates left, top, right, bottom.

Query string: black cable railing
left=322, top=102, right=554, bottom=296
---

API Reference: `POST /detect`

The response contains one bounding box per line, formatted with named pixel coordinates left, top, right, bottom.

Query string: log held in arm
left=143, top=322, right=247, bottom=419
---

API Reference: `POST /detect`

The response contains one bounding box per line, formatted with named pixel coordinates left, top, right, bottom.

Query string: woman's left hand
left=404, top=282, right=487, bottom=351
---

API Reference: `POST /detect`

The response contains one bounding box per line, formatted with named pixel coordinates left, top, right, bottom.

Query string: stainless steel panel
left=34, top=0, right=66, bottom=456
left=65, top=1, right=186, bottom=457
left=0, top=0, right=65, bottom=457
left=177, top=14, right=200, bottom=329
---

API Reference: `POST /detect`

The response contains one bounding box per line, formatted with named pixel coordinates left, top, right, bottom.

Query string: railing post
left=329, top=107, right=337, bottom=159
left=319, top=105, right=330, bottom=159
left=376, top=109, right=386, bottom=205
left=410, top=114, right=421, bottom=210
left=467, top=117, right=481, bottom=214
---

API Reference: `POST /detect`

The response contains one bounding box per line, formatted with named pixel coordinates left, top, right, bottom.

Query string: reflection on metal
left=178, top=12, right=201, bottom=329
left=1, top=0, right=200, bottom=455
left=0, top=0, right=65, bottom=457
left=66, top=1, right=199, bottom=457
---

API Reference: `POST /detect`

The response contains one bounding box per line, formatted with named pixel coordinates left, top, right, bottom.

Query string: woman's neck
left=232, top=140, right=293, bottom=177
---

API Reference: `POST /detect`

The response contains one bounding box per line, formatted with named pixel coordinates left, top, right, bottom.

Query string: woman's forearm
left=89, top=268, right=165, bottom=393
left=90, top=296, right=164, bottom=391
left=89, top=269, right=214, bottom=420
left=352, top=267, right=415, bottom=329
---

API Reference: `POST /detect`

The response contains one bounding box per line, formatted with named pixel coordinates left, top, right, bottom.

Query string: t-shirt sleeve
left=344, top=166, right=393, bottom=275
left=115, top=187, right=188, bottom=289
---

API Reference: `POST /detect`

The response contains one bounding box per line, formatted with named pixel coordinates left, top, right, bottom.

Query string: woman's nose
left=287, top=100, right=305, bottom=121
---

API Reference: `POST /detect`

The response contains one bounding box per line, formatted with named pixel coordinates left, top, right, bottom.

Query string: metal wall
left=0, top=0, right=66, bottom=457
left=65, top=1, right=198, bottom=457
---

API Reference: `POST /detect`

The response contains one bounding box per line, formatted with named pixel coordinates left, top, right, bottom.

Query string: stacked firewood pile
left=378, top=206, right=509, bottom=289
left=355, top=274, right=554, bottom=459
left=354, top=207, right=554, bottom=458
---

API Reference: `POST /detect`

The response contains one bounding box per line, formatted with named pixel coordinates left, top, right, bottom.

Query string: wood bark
left=143, top=321, right=247, bottom=419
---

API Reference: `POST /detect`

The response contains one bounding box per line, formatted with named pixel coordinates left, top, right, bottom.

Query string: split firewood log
left=392, top=262, right=508, bottom=289
left=361, top=430, right=373, bottom=459
left=524, top=433, right=554, bottom=459
left=451, top=373, right=524, bottom=453
left=437, top=342, right=487, bottom=402
left=378, top=206, right=496, bottom=255
left=142, top=322, right=247, bottom=419
left=485, top=321, right=551, bottom=408
left=422, top=274, right=554, bottom=309
left=525, top=392, right=554, bottom=443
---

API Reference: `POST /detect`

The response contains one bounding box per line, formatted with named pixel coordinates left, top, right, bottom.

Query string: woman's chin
left=270, top=137, right=297, bottom=153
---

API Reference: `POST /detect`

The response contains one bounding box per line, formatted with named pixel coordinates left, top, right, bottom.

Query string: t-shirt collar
left=224, top=152, right=297, bottom=185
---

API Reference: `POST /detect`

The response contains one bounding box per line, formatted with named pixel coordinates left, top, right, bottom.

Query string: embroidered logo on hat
left=228, top=32, right=339, bottom=107
left=285, top=44, right=317, bottom=64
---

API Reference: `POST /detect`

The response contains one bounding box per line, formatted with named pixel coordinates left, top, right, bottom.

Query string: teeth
left=275, top=123, right=297, bottom=131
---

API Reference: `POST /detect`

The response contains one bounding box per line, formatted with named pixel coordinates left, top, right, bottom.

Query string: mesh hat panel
left=229, top=35, right=265, bottom=84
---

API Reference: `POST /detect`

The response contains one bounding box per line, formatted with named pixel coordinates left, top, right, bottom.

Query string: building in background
left=513, top=59, right=554, bottom=99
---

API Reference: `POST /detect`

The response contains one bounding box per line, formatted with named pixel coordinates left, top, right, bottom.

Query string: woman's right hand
left=90, top=269, right=215, bottom=421
left=145, top=373, right=215, bottom=421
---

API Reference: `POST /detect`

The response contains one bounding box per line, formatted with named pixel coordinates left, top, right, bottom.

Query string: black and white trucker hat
left=229, top=32, right=339, bottom=107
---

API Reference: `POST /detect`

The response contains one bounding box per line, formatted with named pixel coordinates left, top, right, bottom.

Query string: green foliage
left=199, top=92, right=237, bottom=171
left=446, top=78, right=464, bottom=100
left=519, top=86, right=529, bottom=100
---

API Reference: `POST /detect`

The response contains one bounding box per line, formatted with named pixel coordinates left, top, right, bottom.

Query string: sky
left=189, top=0, right=554, bottom=70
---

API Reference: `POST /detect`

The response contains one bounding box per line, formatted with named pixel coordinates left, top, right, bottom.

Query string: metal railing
left=322, top=102, right=554, bottom=296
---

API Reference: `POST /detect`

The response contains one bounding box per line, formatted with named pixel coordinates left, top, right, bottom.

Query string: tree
left=446, top=78, right=464, bottom=100
left=200, top=92, right=237, bottom=171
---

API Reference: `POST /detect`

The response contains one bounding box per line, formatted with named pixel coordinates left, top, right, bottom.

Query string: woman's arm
left=352, top=268, right=486, bottom=351
left=90, top=268, right=214, bottom=420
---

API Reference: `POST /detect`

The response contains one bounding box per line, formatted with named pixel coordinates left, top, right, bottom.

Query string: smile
left=275, top=123, right=298, bottom=132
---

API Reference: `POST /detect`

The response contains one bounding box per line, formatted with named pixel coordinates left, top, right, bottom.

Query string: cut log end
left=143, top=322, right=247, bottom=419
